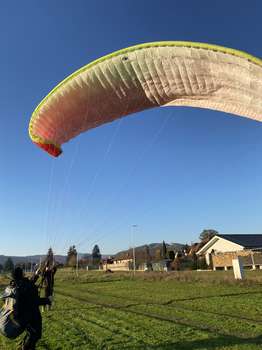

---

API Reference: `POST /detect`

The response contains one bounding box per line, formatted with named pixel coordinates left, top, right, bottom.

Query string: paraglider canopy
left=29, top=41, right=262, bottom=157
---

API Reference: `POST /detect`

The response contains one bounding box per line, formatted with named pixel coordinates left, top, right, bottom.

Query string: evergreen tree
left=66, top=245, right=77, bottom=267
left=92, top=245, right=101, bottom=265
left=144, top=245, right=151, bottom=263
left=161, top=241, right=167, bottom=259
left=4, top=258, right=14, bottom=272
left=46, top=247, right=54, bottom=266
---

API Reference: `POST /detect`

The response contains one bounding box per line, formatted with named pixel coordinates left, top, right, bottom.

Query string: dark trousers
left=21, top=310, right=42, bottom=350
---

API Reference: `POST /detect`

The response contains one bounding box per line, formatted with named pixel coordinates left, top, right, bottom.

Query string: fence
left=212, top=250, right=262, bottom=270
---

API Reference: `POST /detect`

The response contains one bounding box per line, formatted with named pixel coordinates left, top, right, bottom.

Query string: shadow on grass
left=59, top=284, right=262, bottom=304
left=166, top=290, right=262, bottom=303
left=162, top=302, right=262, bottom=324
left=124, top=334, right=262, bottom=349
left=41, top=334, right=262, bottom=350
left=56, top=288, right=262, bottom=325
left=57, top=278, right=125, bottom=285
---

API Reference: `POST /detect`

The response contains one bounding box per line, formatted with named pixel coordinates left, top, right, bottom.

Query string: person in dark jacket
left=42, top=264, right=57, bottom=311
left=11, top=267, right=50, bottom=350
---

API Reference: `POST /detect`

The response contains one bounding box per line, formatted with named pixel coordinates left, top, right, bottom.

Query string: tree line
left=0, top=229, right=218, bottom=273
left=66, top=244, right=102, bottom=267
left=0, top=258, right=36, bottom=273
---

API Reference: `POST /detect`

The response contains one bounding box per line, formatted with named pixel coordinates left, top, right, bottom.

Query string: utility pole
left=76, top=252, right=79, bottom=277
left=132, top=225, right=138, bottom=276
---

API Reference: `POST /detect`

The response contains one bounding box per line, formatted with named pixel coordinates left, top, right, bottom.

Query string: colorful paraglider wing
left=29, top=41, right=262, bottom=157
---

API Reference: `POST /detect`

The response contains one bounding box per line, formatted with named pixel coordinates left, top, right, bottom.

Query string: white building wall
left=205, top=237, right=244, bottom=254
left=201, top=237, right=244, bottom=266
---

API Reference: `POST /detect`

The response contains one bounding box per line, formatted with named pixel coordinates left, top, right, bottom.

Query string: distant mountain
left=0, top=253, right=110, bottom=266
left=0, top=255, right=66, bottom=266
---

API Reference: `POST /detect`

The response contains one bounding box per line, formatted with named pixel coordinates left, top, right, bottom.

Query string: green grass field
left=1, top=269, right=262, bottom=349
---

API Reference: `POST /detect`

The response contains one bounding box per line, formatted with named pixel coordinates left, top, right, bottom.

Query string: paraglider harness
left=0, top=265, right=54, bottom=340
left=0, top=282, right=25, bottom=339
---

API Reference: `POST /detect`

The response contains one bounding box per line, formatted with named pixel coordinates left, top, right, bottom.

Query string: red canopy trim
left=33, top=142, right=62, bottom=157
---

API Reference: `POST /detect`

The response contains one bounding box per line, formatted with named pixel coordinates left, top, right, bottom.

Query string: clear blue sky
left=1, top=0, right=262, bottom=256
